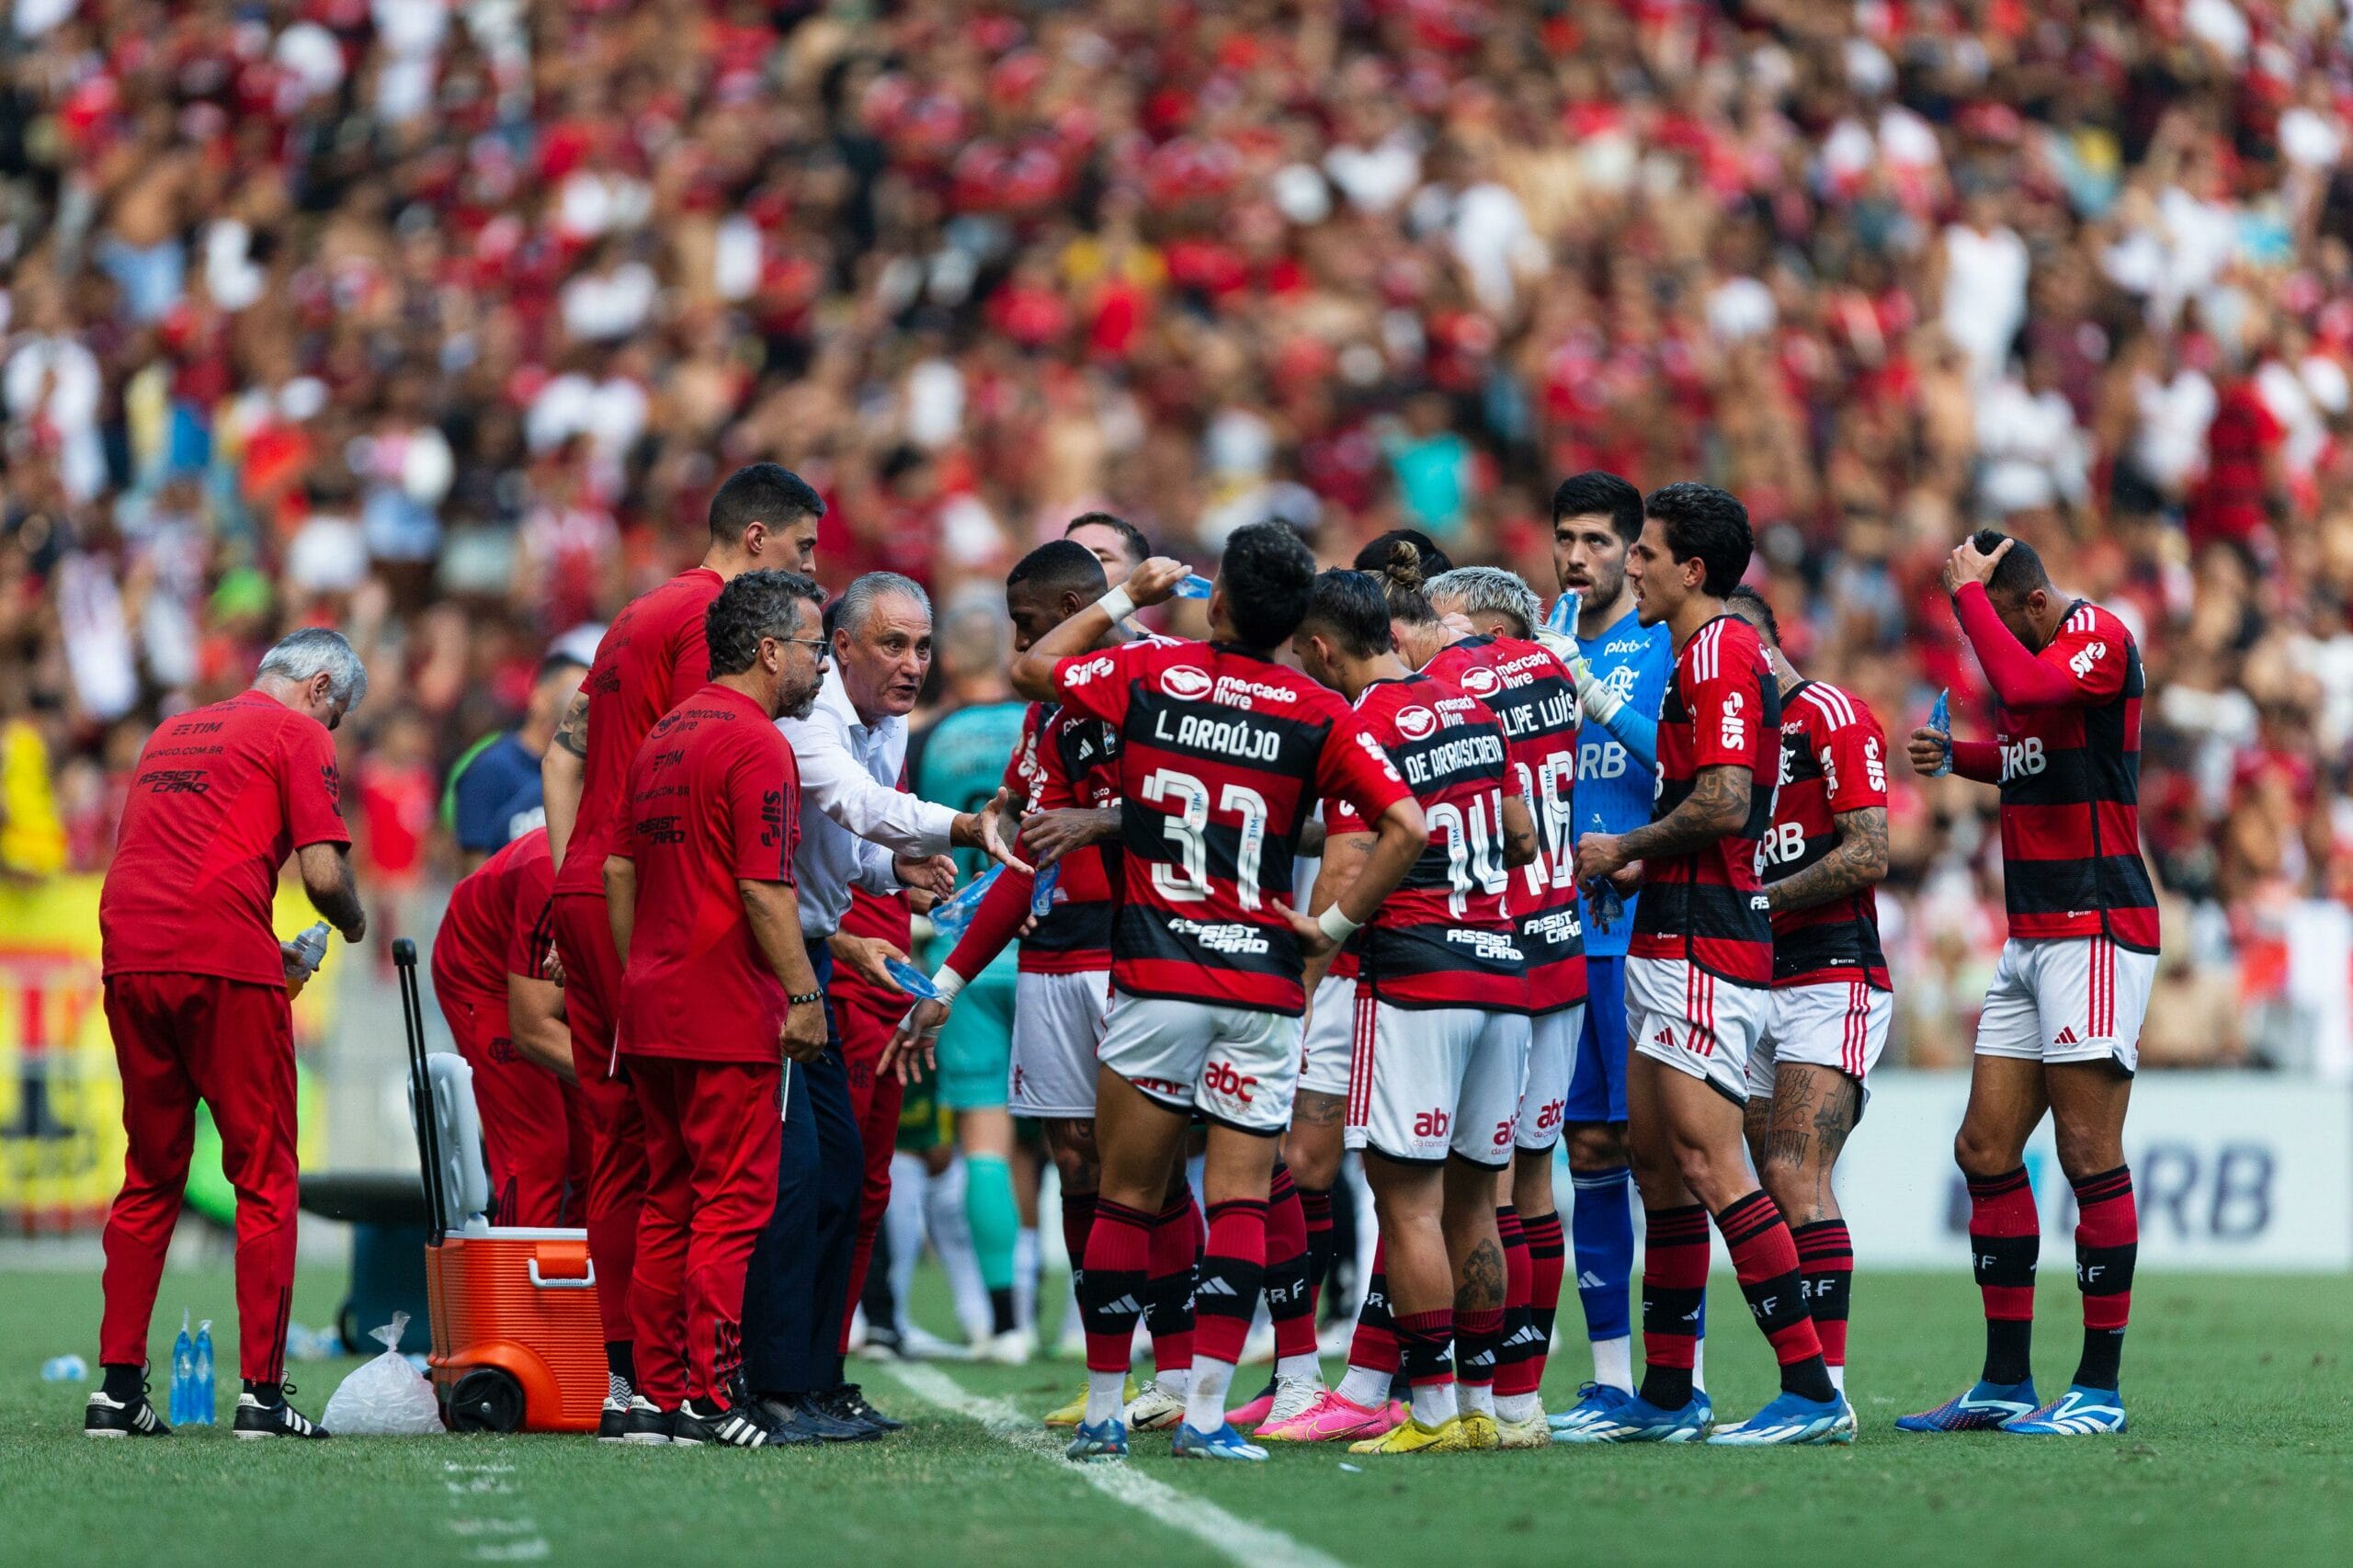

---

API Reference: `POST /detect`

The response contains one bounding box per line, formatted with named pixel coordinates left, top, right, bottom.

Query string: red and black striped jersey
left=1761, top=679, right=1891, bottom=991
left=1006, top=699, right=1121, bottom=974
left=1427, top=634, right=1587, bottom=1011
left=1323, top=672, right=1522, bottom=1011
left=1982, top=601, right=2158, bottom=951
left=1631, top=613, right=1780, bottom=988
left=1052, top=638, right=1412, bottom=1016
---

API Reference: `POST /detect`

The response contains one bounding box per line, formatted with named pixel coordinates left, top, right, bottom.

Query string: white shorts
left=1973, top=937, right=2155, bottom=1074
left=1298, top=974, right=1357, bottom=1102
left=1515, top=1005, right=1583, bottom=1152
left=1097, top=990, right=1302, bottom=1134
left=1627, top=955, right=1771, bottom=1108
left=1009, top=969, right=1113, bottom=1119
left=1345, top=994, right=1531, bottom=1169
left=1749, top=981, right=1891, bottom=1102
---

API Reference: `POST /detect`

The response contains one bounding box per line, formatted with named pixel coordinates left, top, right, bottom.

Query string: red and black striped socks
left=1493, top=1206, right=1541, bottom=1403
left=1636, top=1203, right=1709, bottom=1410
left=2072, top=1165, right=2136, bottom=1391
left=1188, top=1198, right=1267, bottom=1428
left=1143, top=1193, right=1199, bottom=1390
left=1717, top=1190, right=1834, bottom=1403
left=1263, top=1167, right=1319, bottom=1369
left=1793, top=1218, right=1854, bottom=1388
left=1967, top=1166, right=2039, bottom=1385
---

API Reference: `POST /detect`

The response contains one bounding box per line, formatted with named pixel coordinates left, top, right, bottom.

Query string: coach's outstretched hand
left=1908, top=726, right=1951, bottom=778
left=974, top=786, right=1032, bottom=874
left=830, top=931, right=910, bottom=992
left=882, top=999, right=949, bottom=1085
left=895, top=854, right=958, bottom=899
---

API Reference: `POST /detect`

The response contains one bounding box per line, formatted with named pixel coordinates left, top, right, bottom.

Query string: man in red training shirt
left=90, top=629, right=369, bottom=1440
left=539, top=462, right=824, bottom=1434
left=431, top=826, right=587, bottom=1226
left=604, top=570, right=832, bottom=1448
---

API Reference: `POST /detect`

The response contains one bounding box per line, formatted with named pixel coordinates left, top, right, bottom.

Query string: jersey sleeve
left=1051, top=643, right=1137, bottom=727
left=666, top=614, right=711, bottom=708
left=1315, top=711, right=1411, bottom=828
left=1822, top=708, right=1890, bottom=813
left=505, top=853, right=557, bottom=981
left=2038, top=610, right=2131, bottom=704
left=1685, top=660, right=1762, bottom=774
left=729, top=732, right=795, bottom=884
left=281, top=719, right=352, bottom=849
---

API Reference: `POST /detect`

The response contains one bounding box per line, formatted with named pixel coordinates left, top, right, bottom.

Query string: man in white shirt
left=743, top=572, right=1019, bottom=1440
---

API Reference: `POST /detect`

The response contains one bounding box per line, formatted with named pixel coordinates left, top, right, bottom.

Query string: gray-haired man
left=90, top=629, right=370, bottom=1441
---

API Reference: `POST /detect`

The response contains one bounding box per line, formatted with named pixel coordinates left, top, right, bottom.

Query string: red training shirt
left=551, top=565, right=725, bottom=899
left=431, top=827, right=556, bottom=1006
left=101, top=690, right=349, bottom=988
left=614, top=683, right=801, bottom=1063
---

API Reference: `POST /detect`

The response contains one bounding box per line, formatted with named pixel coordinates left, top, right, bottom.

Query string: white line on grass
left=885, top=1363, right=1353, bottom=1568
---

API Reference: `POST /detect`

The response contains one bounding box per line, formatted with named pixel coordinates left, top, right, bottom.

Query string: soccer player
left=1899, top=531, right=2155, bottom=1438
left=1569, top=482, right=1847, bottom=1446
left=540, top=462, right=823, bottom=1437
left=444, top=653, right=586, bottom=869
left=1290, top=564, right=1536, bottom=1457
left=90, top=629, right=369, bottom=1439
left=1007, top=522, right=1427, bottom=1464
left=431, top=826, right=588, bottom=1226
left=1064, top=510, right=1151, bottom=582
left=893, top=538, right=1201, bottom=1431
left=606, top=571, right=832, bottom=1447
left=1724, top=585, right=1891, bottom=1421
left=1424, top=564, right=1586, bottom=1447
left=1541, top=470, right=1682, bottom=1437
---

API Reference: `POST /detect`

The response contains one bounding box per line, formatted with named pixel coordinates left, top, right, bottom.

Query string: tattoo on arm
left=1457, top=1238, right=1506, bottom=1312
left=1764, top=807, right=1889, bottom=915
left=1617, top=765, right=1750, bottom=864
left=552, top=692, right=590, bottom=758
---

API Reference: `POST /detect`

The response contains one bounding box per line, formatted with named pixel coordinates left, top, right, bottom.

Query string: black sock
left=101, top=1362, right=144, bottom=1402
left=606, top=1339, right=635, bottom=1386
left=242, top=1380, right=282, bottom=1404
left=2076, top=1325, right=2124, bottom=1392
left=1984, top=1320, right=2033, bottom=1387
left=1638, top=1362, right=1694, bottom=1411
left=989, top=1286, right=1018, bottom=1337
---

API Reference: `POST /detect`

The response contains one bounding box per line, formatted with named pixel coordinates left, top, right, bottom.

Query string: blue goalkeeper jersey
left=1575, top=607, right=1673, bottom=957
left=913, top=699, right=1029, bottom=984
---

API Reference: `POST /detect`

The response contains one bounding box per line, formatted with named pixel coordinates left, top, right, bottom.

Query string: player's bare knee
left=1046, top=1119, right=1100, bottom=1187
left=1952, top=1123, right=2020, bottom=1177
left=2052, top=1120, right=2124, bottom=1182
left=1565, top=1120, right=1626, bottom=1172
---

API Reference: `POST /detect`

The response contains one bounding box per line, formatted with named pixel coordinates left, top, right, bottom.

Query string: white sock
left=1086, top=1369, right=1128, bottom=1426
left=1013, top=1227, right=1040, bottom=1333
left=884, top=1153, right=928, bottom=1337
left=1691, top=1337, right=1707, bottom=1397
left=1495, top=1391, right=1542, bottom=1423
left=1591, top=1334, right=1632, bottom=1393
left=1411, top=1378, right=1458, bottom=1426
left=1186, top=1357, right=1236, bottom=1432
left=926, top=1156, right=991, bottom=1343
left=1156, top=1366, right=1190, bottom=1401
left=1828, top=1363, right=1846, bottom=1394
left=1275, top=1353, right=1323, bottom=1384
left=1336, top=1365, right=1391, bottom=1408
left=1460, top=1380, right=1495, bottom=1418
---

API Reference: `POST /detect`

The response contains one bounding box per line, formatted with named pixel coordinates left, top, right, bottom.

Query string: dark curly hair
left=706, top=570, right=825, bottom=678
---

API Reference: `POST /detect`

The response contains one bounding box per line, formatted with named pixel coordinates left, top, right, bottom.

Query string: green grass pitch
left=0, top=1265, right=2345, bottom=1566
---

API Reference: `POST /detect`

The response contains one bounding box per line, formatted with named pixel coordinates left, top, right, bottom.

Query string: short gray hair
left=834, top=572, right=932, bottom=641
left=1427, top=567, right=1542, bottom=638
left=256, top=627, right=369, bottom=710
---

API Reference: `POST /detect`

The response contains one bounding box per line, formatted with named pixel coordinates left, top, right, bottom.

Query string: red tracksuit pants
left=628, top=1055, right=783, bottom=1407
left=836, top=985, right=905, bottom=1353
left=434, top=983, right=591, bottom=1228
left=99, top=972, right=299, bottom=1385
left=550, top=891, right=647, bottom=1348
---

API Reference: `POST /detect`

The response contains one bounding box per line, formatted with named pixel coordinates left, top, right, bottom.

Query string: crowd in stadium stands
left=3, top=0, right=2348, bottom=1067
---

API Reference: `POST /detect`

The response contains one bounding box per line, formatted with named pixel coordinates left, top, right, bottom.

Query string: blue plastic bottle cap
left=885, top=959, right=941, bottom=1001
left=1173, top=574, right=1214, bottom=599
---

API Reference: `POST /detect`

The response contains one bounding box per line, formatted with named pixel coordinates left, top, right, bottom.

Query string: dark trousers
left=742, top=941, right=864, bottom=1398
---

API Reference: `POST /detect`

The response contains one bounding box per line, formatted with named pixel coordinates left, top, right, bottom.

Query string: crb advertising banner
left=0, top=875, right=336, bottom=1233
left=1839, top=1074, right=2353, bottom=1270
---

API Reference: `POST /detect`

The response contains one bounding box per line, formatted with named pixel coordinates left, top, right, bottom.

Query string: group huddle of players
left=889, top=471, right=2158, bottom=1460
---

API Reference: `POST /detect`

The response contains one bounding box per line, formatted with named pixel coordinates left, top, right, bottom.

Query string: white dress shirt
left=778, top=665, right=960, bottom=938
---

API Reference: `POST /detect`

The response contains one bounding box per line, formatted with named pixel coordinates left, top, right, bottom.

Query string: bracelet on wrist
left=789, top=990, right=824, bottom=1007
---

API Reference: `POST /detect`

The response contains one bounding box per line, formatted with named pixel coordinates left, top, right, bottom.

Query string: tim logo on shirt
left=320, top=763, right=344, bottom=817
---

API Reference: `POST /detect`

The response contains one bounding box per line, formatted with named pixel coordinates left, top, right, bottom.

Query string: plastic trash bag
left=323, top=1312, right=443, bottom=1436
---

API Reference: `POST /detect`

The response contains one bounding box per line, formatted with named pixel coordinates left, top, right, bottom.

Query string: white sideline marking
left=886, top=1363, right=1353, bottom=1568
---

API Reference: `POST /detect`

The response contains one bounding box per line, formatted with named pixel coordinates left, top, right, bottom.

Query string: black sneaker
left=598, top=1388, right=631, bottom=1441
left=759, top=1393, right=878, bottom=1443
left=84, top=1386, right=169, bottom=1438
left=814, top=1384, right=903, bottom=1433
left=672, top=1396, right=768, bottom=1448
left=618, top=1394, right=673, bottom=1445
left=233, top=1388, right=329, bottom=1440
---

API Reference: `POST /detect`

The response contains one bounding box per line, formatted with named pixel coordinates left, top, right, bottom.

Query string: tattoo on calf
left=1459, top=1238, right=1506, bottom=1311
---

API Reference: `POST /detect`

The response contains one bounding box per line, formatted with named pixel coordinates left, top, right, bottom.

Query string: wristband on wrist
left=1316, top=905, right=1363, bottom=945
left=1097, top=585, right=1137, bottom=624
left=789, top=990, right=824, bottom=1007
left=929, top=967, right=967, bottom=1004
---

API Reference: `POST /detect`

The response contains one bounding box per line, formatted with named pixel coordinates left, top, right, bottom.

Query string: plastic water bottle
left=1029, top=863, right=1060, bottom=919
left=192, top=1320, right=215, bottom=1426
left=40, top=1355, right=86, bottom=1382
left=927, top=867, right=1001, bottom=945
left=1927, top=688, right=1953, bottom=777
left=1547, top=590, right=1582, bottom=636
left=884, top=958, right=941, bottom=1001
left=287, top=920, right=330, bottom=976
left=169, top=1312, right=194, bottom=1426
left=1586, top=812, right=1623, bottom=935
left=1171, top=573, right=1214, bottom=600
